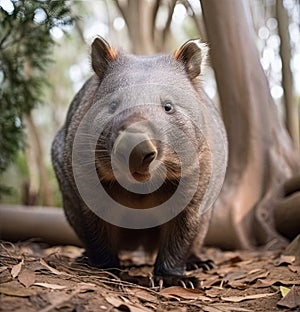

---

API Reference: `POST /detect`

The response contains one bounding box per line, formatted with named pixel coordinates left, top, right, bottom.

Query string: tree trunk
left=200, top=0, right=300, bottom=250
left=116, top=0, right=158, bottom=54
left=25, top=114, right=54, bottom=207
left=276, top=0, right=299, bottom=150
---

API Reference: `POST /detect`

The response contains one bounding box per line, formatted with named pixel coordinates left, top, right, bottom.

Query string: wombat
left=51, top=37, right=227, bottom=288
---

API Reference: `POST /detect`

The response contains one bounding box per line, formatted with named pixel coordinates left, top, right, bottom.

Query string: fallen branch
left=0, top=205, right=81, bottom=246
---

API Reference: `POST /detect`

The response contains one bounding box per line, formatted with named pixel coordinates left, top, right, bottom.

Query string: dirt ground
left=0, top=238, right=299, bottom=312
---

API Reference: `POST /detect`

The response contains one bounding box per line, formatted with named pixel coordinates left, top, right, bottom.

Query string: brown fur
left=51, top=38, right=226, bottom=287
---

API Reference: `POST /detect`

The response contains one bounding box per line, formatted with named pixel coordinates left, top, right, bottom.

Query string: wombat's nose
left=113, top=131, right=157, bottom=178
left=130, top=140, right=157, bottom=171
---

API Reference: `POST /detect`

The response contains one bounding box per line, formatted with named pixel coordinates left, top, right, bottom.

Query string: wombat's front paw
left=186, top=255, right=214, bottom=271
left=150, top=274, right=199, bottom=289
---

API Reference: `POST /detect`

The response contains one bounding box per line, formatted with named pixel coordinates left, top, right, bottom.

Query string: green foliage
left=0, top=0, right=74, bottom=194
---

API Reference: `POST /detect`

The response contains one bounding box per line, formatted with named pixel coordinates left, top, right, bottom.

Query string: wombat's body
left=52, top=38, right=227, bottom=287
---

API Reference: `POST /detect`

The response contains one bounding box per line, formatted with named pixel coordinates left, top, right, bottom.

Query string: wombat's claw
left=159, top=279, right=163, bottom=290
left=180, top=280, right=187, bottom=288
left=201, top=260, right=214, bottom=270
left=188, top=280, right=195, bottom=289
left=153, top=275, right=199, bottom=289
left=148, top=275, right=164, bottom=289
left=186, top=256, right=214, bottom=271
left=190, top=263, right=200, bottom=270
left=177, top=276, right=199, bottom=289
left=180, top=280, right=195, bottom=289
left=149, top=276, right=155, bottom=288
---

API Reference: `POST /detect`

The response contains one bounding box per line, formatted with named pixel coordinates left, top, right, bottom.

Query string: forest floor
left=0, top=238, right=299, bottom=312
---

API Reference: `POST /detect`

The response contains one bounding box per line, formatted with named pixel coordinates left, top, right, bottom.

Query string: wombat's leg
left=153, top=210, right=201, bottom=288
left=63, top=197, right=120, bottom=270
left=83, top=225, right=120, bottom=270
left=186, top=209, right=214, bottom=271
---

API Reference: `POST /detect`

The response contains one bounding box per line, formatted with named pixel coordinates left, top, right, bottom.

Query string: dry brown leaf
left=246, top=269, right=269, bottom=283
left=221, top=292, right=277, bottom=302
left=253, top=279, right=277, bottom=288
left=247, top=268, right=262, bottom=275
left=39, top=258, right=69, bottom=276
left=0, top=281, right=37, bottom=297
left=288, top=265, right=300, bottom=273
left=0, top=268, right=11, bottom=284
left=130, top=288, right=158, bottom=303
left=214, top=252, right=244, bottom=266
left=34, top=282, right=66, bottom=290
left=226, top=281, right=248, bottom=290
left=105, top=295, right=152, bottom=312
left=38, top=282, right=97, bottom=312
left=201, top=276, right=222, bottom=288
left=0, top=266, right=8, bottom=273
left=76, top=282, right=97, bottom=292
left=46, top=292, right=71, bottom=306
left=284, top=234, right=300, bottom=264
left=18, top=268, right=36, bottom=288
left=227, top=269, right=269, bottom=288
left=205, top=287, right=222, bottom=298
left=254, top=278, right=300, bottom=288
left=10, top=260, right=23, bottom=278
left=202, top=306, right=222, bottom=312
left=277, top=285, right=300, bottom=309
left=235, top=259, right=256, bottom=268
left=44, top=245, right=83, bottom=258
left=215, top=266, right=235, bottom=276
left=204, top=304, right=252, bottom=312
left=39, top=293, right=74, bottom=312
left=26, top=261, right=46, bottom=272
left=273, top=255, right=296, bottom=266
left=159, top=286, right=212, bottom=302
left=223, top=271, right=247, bottom=283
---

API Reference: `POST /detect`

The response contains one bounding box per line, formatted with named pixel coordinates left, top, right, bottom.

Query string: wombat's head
left=90, top=37, right=209, bottom=187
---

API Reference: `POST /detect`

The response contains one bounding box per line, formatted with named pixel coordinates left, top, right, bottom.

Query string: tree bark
left=200, top=0, right=300, bottom=250
left=276, top=0, right=299, bottom=150
left=160, top=0, right=177, bottom=51
left=25, top=114, right=54, bottom=207
left=116, top=0, right=158, bottom=54
left=0, top=204, right=80, bottom=246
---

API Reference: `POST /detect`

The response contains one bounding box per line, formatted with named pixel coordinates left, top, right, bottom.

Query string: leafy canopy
left=0, top=0, right=74, bottom=193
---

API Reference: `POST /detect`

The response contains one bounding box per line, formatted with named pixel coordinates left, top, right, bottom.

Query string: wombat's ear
left=174, top=39, right=208, bottom=80
left=91, top=37, right=117, bottom=78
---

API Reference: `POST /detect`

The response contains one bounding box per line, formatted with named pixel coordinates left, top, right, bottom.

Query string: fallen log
left=0, top=204, right=81, bottom=246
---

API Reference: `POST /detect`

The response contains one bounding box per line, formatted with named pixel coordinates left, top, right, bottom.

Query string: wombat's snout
left=112, top=129, right=158, bottom=182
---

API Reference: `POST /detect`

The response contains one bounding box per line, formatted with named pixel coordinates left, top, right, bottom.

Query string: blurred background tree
left=0, top=0, right=74, bottom=204
left=0, top=0, right=299, bottom=248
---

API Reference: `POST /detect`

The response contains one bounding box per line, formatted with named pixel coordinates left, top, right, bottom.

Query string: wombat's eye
left=109, top=102, right=118, bottom=113
left=163, top=102, right=174, bottom=113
